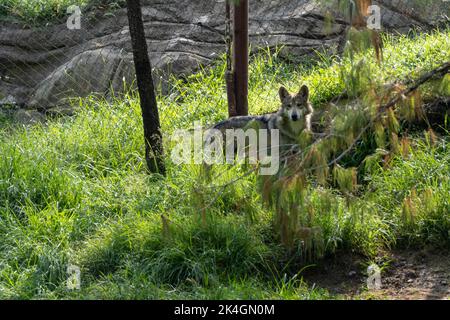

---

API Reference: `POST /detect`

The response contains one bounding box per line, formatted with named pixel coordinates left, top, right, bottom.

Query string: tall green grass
left=0, top=0, right=86, bottom=22
left=0, top=29, right=449, bottom=299
left=0, top=0, right=125, bottom=24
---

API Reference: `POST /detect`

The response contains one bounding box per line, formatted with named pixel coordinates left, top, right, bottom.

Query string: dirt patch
left=377, top=249, right=449, bottom=300
left=301, top=249, right=450, bottom=300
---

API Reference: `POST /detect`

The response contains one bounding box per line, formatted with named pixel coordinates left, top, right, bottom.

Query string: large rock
left=0, top=0, right=448, bottom=110
left=29, top=47, right=133, bottom=108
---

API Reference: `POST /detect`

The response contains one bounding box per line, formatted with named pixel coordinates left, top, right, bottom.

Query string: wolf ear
left=279, top=86, right=289, bottom=102
left=298, top=85, right=309, bottom=101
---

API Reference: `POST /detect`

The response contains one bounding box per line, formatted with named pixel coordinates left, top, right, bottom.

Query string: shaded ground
left=302, top=250, right=450, bottom=300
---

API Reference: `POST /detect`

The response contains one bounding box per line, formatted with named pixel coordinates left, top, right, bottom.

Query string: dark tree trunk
left=126, top=0, right=166, bottom=175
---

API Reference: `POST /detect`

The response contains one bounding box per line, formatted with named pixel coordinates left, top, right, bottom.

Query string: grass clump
left=0, top=0, right=87, bottom=23
left=0, top=0, right=125, bottom=24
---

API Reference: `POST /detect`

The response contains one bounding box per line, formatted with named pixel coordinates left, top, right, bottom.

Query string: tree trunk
left=126, top=0, right=166, bottom=175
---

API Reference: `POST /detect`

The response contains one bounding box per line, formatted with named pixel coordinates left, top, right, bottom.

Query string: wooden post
left=233, top=0, right=249, bottom=116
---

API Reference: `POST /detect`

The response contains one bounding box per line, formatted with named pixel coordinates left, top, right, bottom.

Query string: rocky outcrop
left=0, top=0, right=448, bottom=111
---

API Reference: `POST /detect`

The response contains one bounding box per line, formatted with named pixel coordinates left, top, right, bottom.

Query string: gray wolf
left=207, top=85, right=314, bottom=157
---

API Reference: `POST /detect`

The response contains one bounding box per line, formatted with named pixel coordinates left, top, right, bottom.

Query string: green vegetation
left=0, top=0, right=124, bottom=24
left=0, top=29, right=449, bottom=299
left=0, top=0, right=86, bottom=22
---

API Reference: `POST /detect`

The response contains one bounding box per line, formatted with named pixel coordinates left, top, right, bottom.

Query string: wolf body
left=208, top=85, right=314, bottom=155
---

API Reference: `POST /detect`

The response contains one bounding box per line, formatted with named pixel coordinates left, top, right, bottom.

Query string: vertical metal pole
left=233, top=0, right=248, bottom=116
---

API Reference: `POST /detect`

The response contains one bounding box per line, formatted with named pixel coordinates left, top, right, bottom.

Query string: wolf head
left=278, top=85, right=313, bottom=122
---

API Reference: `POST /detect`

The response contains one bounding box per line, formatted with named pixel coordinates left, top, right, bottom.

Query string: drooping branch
left=322, top=61, right=450, bottom=167
left=379, top=62, right=450, bottom=114
left=199, top=62, right=449, bottom=211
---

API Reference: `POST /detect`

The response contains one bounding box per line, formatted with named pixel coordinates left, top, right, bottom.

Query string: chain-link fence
left=0, top=0, right=447, bottom=126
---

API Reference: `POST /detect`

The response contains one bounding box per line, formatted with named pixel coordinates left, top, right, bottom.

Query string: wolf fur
left=208, top=85, right=314, bottom=155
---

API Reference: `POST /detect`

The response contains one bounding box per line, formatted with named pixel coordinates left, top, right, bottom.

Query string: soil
left=301, top=249, right=450, bottom=300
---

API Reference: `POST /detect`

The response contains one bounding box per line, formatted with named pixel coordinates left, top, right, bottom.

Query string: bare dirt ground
left=302, top=249, right=450, bottom=300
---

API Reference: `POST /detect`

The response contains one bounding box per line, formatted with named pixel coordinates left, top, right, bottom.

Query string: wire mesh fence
left=0, top=0, right=448, bottom=127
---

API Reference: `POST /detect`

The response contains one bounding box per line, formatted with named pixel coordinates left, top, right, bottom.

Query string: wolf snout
left=291, top=114, right=299, bottom=121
